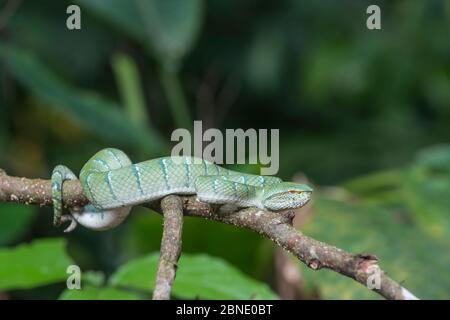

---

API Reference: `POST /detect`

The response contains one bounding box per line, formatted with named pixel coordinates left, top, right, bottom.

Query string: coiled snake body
left=52, top=148, right=312, bottom=232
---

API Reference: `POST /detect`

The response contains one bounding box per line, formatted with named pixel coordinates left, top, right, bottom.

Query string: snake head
left=262, top=183, right=313, bottom=211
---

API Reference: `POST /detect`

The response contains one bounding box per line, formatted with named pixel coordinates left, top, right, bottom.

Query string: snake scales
left=51, top=148, right=312, bottom=232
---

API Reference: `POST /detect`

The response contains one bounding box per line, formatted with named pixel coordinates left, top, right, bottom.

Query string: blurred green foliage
left=0, top=239, right=73, bottom=290
left=58, top=252, right=277, bottom=300
left=0, top=0, right=449, bottom=299
left=109, top=253, right=277, bottom=299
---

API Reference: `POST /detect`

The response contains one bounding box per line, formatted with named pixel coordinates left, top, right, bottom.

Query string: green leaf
left=110, top=253, right=278, bottom=300
left=111, top=53, right=149, bottom=128
left=0, top=204, right=36, bottom=245
left=342, top=145, right=450, bottom=238
left=0, top=238, right=74, bottom=290
left=75, top=0, right=145, bottom=44
left=121, top=211, right=269, bottom=277
left=301, top=196, right=450, bottom=299
left=402, top=145, right=450, bottom=236
left=0, top=45, right=168, bottom=155
left=134, top=0, right=204, bottom=66
left=77, top=0, right=204, bottom=66
left=59, top=285, right=140, bottom=300
left=159, top=66, right=192, bottom=130
left=76, top=0, right=199, bottom=128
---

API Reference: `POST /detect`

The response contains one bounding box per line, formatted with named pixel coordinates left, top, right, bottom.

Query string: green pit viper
left=51, top=148, right=313, bottom=232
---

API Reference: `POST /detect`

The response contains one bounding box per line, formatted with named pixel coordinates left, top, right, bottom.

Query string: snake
left=51, top=148, right=313, bottom=232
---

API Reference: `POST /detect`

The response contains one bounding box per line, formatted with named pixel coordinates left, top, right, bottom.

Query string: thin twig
left=0, top=169, right=419, bottom=300
left=152, top=195, right=183, bottom=300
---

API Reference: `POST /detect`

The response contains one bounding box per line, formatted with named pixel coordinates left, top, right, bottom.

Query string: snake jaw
left=60, top=214, right=78, bottom=233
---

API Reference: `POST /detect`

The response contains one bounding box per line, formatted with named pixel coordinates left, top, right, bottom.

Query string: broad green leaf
left=0, top=45, right=168, bottom=155
left=60, top=285, right=140, bottom=300
left=134, top=0, right=204, bottom=66
left=77, top=0, right=204, bottom=66
left=0, top=238, right=74, bottom=290
left=301, top=196, right=450, bottom=299
left=402, top=145, right=450, bottom=236
left=76, top=0, right=199, bottom=128
left=75, top=0, right=145, bottom=44
left=110, top=253, right=278, bottom=300
left=0, top=204, right=36, bottom=245
left=121, top=211, right=270, bottom=277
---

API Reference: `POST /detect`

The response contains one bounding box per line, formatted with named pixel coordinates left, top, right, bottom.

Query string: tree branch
left=152, top=195, right=183, bottom=300
left=0, top=169, right=419, bottom=300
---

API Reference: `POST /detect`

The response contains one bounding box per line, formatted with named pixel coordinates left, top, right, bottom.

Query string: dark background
left=0, top=0, right=449, bottom=299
